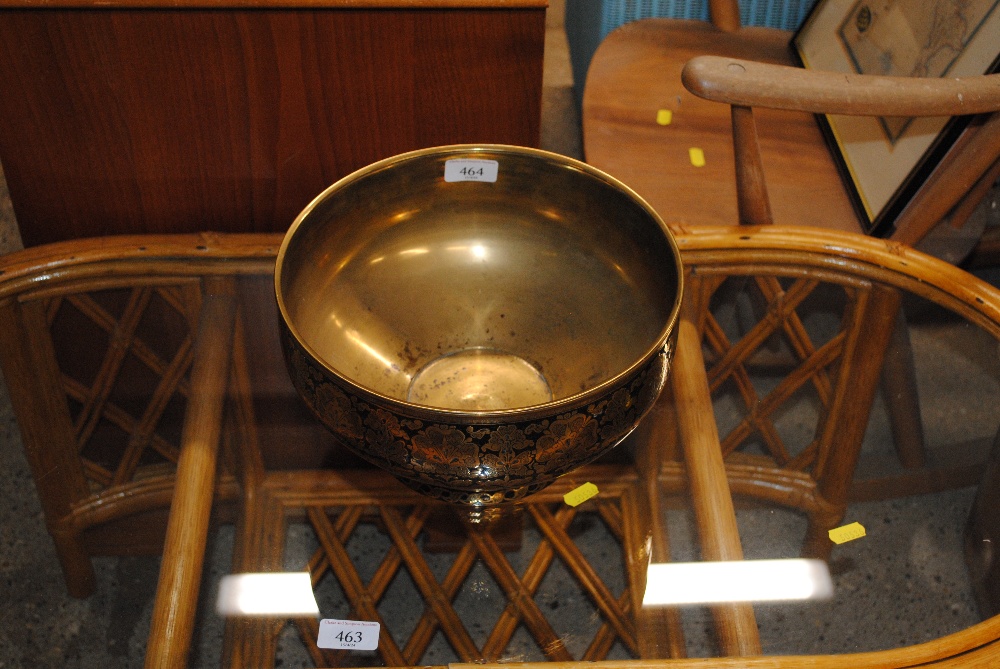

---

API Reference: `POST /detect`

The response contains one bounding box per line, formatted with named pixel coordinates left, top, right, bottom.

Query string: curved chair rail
left=682, top=55, right=1000, bottom=117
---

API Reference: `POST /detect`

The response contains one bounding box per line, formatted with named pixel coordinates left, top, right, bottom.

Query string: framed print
left=793, top=0, right=1000, bottom=236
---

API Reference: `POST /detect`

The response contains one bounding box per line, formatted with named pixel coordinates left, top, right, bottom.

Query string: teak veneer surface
left=0, top=3, right=544, bottom=247
left=0, top=1, right=543, bottom=6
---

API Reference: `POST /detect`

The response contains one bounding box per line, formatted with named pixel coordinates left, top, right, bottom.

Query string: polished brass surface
left=276, top=145, right=682, bottom=505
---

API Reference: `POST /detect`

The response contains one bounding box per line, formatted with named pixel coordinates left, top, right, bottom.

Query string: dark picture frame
left=792, top=0, right=1000, bottom=237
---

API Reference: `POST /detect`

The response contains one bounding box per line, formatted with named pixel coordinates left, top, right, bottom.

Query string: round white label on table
left=317, top=618, right=380, bottom=650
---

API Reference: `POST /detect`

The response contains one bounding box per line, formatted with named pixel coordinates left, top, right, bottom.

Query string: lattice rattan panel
left=46, top=283, right=200, bottom=491
left=700, top=275, right=861, bottom=475
left=229, top=471, right=658, bottom=667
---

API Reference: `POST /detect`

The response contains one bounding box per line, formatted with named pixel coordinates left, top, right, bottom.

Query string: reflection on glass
left=643, top=559, right=833, bottom=606
left=216, top=572, right=319, bottom=617
left=537, top=206, right=564, bottom=221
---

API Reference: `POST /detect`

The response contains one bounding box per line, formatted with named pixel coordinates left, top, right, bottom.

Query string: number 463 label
left=317, top=618, right=380, bottom=650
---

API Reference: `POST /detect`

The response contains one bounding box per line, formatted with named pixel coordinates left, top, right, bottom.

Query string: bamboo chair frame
left=2, top=229, right=1000, bottom=666
left=0, top=234, right=277, bottom=597
left=0, top=234, right=278, bottom=665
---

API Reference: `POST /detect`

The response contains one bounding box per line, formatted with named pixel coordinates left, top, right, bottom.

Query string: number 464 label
left=317, top=619, right=380, bottom=650
left=444, top=158, right=499, bottom=183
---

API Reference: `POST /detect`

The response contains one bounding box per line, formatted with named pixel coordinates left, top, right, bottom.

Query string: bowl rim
left=275, top=143, right=684, bottom=421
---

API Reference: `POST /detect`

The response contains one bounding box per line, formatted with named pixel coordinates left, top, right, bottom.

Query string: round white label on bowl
left=444, top=159, right=499, bottom=183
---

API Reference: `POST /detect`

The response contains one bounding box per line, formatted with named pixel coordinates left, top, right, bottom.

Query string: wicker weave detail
left=698, top=275, right=863, bottom=475
left=270, top=496, right=642, bottom=666
left=46, top=284, right=200, bottom=490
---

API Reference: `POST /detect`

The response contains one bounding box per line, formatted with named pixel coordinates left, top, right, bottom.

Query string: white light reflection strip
left=216, top=572, right=320, bottom=617
left=643, top=559, right=833, bottom=607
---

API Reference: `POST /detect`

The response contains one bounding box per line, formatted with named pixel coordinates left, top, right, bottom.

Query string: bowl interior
left=278, top=147, right=680, bottom=412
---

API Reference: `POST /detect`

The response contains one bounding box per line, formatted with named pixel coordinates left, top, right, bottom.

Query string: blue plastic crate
left=598, top=0, right=817, bottom=35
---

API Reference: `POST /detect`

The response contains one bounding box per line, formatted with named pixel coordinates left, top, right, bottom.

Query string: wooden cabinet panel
left=0, top=5, right=545, bottom=246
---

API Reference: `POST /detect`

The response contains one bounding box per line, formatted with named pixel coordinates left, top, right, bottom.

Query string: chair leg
left=881, top=308, right=927, bottom=470
left=0, top=297, right=96, bottom=597
left=222, top=484, right=287, bottom=668
left=49, top=523, right=98, bottom=598
left=802, top=307, right=926, bottom=560
left=801, top=506, right=843, bottom=561
left=808, top=285, right=903, bottom=561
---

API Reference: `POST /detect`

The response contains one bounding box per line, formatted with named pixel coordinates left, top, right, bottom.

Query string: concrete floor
left=2, top=5, right=1000, bottom=667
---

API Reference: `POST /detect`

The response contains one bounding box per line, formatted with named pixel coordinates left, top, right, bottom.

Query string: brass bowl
left=276, top=145, right=682, bottom=508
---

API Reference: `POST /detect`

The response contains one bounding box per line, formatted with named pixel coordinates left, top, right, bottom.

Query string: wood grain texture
left=145, top=276, right=237, bottom=669
left=893, top=113, right=1000, bottom=244
left=584, top=19, right=1000, bottom=243
left=730, top=105, right=772, bottom=226
left=671, top=315, right=761, bottom=656
left=454, top=611, right=1000, bottom=666
left=682, top=56, right=1000, bottom=117
left=0, top=0, right=545, bottom=7
left=0, top=7, right=544, bottom=247
left=582, top=19, right=859, bottom=233
left=0, top=297, right=97, bottom=596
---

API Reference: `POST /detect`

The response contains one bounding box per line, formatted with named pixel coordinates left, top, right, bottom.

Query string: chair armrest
left=682, top=55, right=1000, bottom=117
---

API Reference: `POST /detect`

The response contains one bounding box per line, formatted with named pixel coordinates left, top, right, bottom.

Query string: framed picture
left=793, top=0, right=1000, bottom=236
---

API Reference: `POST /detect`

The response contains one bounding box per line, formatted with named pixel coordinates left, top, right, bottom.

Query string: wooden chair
left=0, top=236, right=261, bottom=597
left=581, top=5, right=1000, bottom=243
left=4, top=230, right=1000, bottom=665
left=581, top=12, right=1000, bottom=550
left=676, top=56, right=1000, bottom=241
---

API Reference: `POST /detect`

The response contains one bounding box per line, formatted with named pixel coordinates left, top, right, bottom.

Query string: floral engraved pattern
left=535, top=412, right=600, bottom=464
left=283, top=322, right=676, bottom=506
left=481, top=424, right=535, bottom=480
left=365, top=408, right=409, bottom=464
left=412, top=425, right=479, bottom=468
left=485, top=424, right=530, bottom=451
left=599, top=388, right=635, bottom=441
left=314, top=382, right=364, bottom=442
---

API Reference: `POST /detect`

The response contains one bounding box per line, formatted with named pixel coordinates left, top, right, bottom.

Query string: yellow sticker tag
left=689, top=147, right=706, bottom=167
left=829, top=522, right=866, bottom=544
left=564, top=482, right=599, bottom=507
left=656, top=109, right=673, bottom=126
